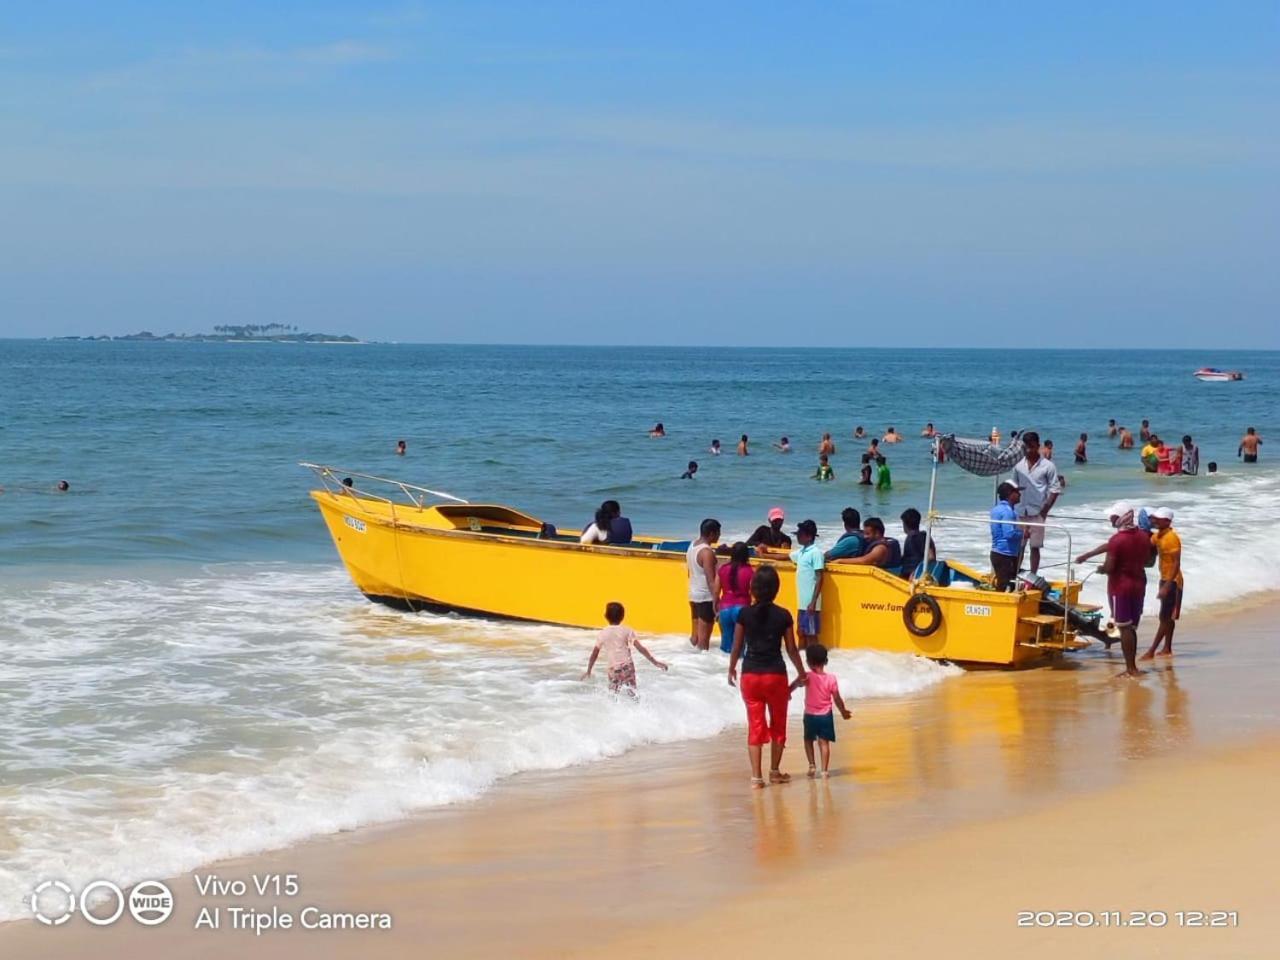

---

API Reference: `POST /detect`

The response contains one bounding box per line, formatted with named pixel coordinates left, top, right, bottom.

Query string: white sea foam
left=0, top=565, right=958, bottom=922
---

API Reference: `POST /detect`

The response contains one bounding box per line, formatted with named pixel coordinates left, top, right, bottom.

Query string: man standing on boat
left=687, top=519, right=721, bottom=651
left=989, top=482, right=1023, bottom=591
left=1012, top=431, right=1061, bottom=576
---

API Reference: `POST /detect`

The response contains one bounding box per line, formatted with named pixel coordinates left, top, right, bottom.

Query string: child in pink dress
left=791, top=643, right=851, bottom=777
left=582, top=602, right=668, bottom=696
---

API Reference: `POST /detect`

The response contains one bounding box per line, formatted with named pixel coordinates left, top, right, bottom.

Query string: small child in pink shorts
left=583, top=601, right=668, bottom=696
left=791, top=642, right=851, bottom=777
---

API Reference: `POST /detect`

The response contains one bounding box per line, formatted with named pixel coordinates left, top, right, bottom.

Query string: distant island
left=52, top=324, right=362, bottom=343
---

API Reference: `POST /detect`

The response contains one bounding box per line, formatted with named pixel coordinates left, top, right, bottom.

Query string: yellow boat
left=303, top=464, right=1099, bottom=667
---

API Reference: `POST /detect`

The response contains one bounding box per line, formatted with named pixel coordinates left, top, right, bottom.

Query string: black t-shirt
left=737, top=602, right=794, bottom=674
left=901, top=530, right=927, bottom=574
left=607, top=516, right=633, bottom=544
left=746, top=525, right=792, bottom=548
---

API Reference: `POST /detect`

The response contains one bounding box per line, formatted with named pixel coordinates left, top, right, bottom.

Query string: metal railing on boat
left=920, top=512, right=1085, bottom=651
left=299, top=462, right=469, bottom=521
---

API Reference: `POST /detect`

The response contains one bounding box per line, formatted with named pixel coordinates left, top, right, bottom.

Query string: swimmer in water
left=1107, top=418, right=1118, bottom=438
left=853, top=425, right=866, bottom=440
left=1207, top=461, right=1218, bottom=475
left=882, top=426, right=901, bottom=444
left=1074, top=433, right=1088, bottom=464
left=858, top=454, right=873, bottom=486
left=737, top=434, right=750, bottom=456
left=649, top=422, right=666, bottom=438
left=1118, top=427, right=1134, bottom=449
left=56, top=480, right=70, bottom=492
left=396, top=439, right=406, bottom=456
left=1043, top=440, right=1055, bottom=461
left=812, top=454, right=834, bottom=482
left=681, top=460, right=699, bottom=480
left=1238, top=427, right=1263, bottom=463
left=875, top=455, right=891, bottom=490
left=817, top=433, right=835, bottom=456
left=921, top=422, right=936, bottom=438
left=341, top=477, right=354, bottom=488
left=710, top=439, right=722, bottom=456
left=774, top=436, right=792, bottom=453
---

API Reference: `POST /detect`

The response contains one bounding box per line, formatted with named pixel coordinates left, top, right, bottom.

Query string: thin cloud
left=85, top=41, right=397, bottom=91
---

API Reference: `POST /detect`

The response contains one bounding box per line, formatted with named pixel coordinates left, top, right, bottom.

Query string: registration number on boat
left=344, top=515, right=367, bottom=533
left=964, top=604, right=992, bottom=617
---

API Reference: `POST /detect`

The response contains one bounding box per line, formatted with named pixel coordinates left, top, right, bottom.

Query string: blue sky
left=1, top=2, right=1276, bottom=345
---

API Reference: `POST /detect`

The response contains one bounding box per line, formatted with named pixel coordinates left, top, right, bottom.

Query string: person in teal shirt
left=824, top=507, right=865, bottom=561
left=789, top=519, right=825, bottom=646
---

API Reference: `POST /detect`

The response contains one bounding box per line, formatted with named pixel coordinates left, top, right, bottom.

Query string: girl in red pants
left=728, top=565, right=808, bottom=788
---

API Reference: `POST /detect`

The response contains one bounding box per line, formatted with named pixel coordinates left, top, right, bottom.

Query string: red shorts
left=740, top=672, right=790, bottom=746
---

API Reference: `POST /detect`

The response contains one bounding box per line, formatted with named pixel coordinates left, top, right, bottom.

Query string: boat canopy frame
left=917, top=438, right=1080, bottom=645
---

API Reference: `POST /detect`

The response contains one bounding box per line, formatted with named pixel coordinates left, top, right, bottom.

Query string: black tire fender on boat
left=903, top=592, right=943, bottom=638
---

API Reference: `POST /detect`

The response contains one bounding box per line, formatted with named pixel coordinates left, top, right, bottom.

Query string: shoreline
left=4, top=600, right=1279, bottom=956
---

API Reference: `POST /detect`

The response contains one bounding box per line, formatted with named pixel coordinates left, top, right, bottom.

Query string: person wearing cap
left=989, top=482, right=1022, bottom=591
left=1142, top=508, right=1183, bottom=660
left=789, top=520, right=824, bottom=646
left=747, top=508, right=793, bottom=552
left=1076, top=501, right=1152, bottom=678
left=1012, top=431, right=1061, bottom=575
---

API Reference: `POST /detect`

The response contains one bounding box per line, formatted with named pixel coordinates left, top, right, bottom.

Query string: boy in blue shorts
left=789, top=519, right=824, bottom=647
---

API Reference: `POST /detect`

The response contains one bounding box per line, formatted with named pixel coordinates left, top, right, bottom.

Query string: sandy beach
left=6, top=600, right=1279, bottom=959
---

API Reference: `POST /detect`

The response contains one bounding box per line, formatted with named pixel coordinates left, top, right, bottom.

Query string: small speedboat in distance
left=1194, top=367, right=1244, bottom=382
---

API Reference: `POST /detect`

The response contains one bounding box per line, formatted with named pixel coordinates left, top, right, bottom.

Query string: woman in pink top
left=717, top=542, right=754, bottom=653
left=791, top=643, right=851, bottom=777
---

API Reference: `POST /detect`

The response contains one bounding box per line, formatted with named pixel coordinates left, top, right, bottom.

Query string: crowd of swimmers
left=668, top=424, right=906, bottom=490
left=651, top=419, right=1264, bottom=486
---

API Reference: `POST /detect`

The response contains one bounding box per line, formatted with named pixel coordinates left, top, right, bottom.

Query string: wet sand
left=6, top=600, right=1279, bottom=958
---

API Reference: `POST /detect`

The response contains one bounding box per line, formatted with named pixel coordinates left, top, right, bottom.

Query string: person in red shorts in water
left=728, top=566, right=808, bottom=788
left=1077, top=501, right=1152, bottom=678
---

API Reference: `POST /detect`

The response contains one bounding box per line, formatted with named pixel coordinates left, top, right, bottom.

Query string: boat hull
left=311, top=491, right=1067, bottom=666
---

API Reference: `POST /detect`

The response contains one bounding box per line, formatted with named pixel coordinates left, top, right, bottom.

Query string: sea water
left=0, top=341, right=1276, bottom=919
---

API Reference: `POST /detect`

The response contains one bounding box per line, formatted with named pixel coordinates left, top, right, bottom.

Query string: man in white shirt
left=1012, top=431, right=1061, bottom=575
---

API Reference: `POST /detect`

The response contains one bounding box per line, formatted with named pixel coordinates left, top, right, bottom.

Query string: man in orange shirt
left=1142, top=507, right=1182, bottom=659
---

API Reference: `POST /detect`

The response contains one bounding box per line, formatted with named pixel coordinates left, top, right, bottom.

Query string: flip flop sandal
left=750, top=777, right=767, bottom=789
left=807, top=765, right=817, bottom=779
left=769, top=771, right=791, bottom=784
